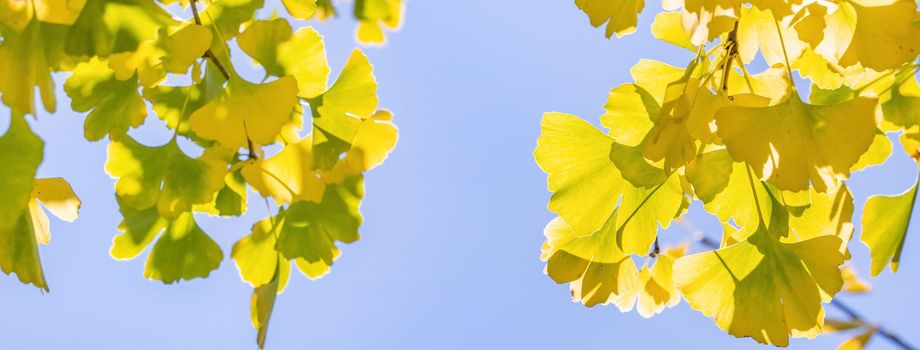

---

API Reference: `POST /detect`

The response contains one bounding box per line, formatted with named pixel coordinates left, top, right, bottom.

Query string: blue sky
left=1, top=1, right=918, bottom=349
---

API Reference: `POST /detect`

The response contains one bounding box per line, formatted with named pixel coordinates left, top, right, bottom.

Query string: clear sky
left=1, top=1, right=918, bottom=349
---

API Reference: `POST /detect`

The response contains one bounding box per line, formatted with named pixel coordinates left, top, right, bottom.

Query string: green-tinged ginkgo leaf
left=881, top=75, right=920, bottom=130
left=188, top=76, right=299, bottom=150
left=110, top=201, right=222, bottom=283
left=636, top=246, right=684, bottom=318
left=686, top=149, right=733, bottom=202
left=0, top=205, right=48, bottom=290
left=108, top=24, right=213, bottom=87
left=860, top=177, right=917, bottom=276
left=64, top=58, right=147, bottom=141
left=650, top=12, right=695, bottom=51
left=195, top=166, right=248, bottom=217
left=1, top=0, right=86, bottom=30
left=715, top=94, right=876, bottom=192
left=276, top=176, right=364, bottom=264
left=310, top=49, right=379, bottom=170
left=200, top=0, right=264, bottom=38
left=143, top=63, right=226, bottom=142
left=600, top=83, right=658, bottom=147
left=281, top=0, right=317, bottom=19
left=144, top=212, right=222, bottom=283
left=574, top=0, right=644, bottom=38
left=0, top=114, right=43, bottom=233
left=838, top=0, right=920, bottom=70
left=250, top=261, right=285, bottom=349
left=0, top=19, right=67, bottom=115
left=242, top=136, right=326, bottom=205
left=65, top=0, right=175, bottom=57
left=675, top=197, right=845, bottom=346
left=535, top=112, right=624, bottom=236
left=541, top=216, right=639, bottom=309
left=238, top=19, right=293, bottom=78
left=105, top=136, right=227, bottom=219
left=610, top=143, right=666, bottom=188
left=239, top=21, right=330, bottom=99
left=354, top=0, right=403, bottom=45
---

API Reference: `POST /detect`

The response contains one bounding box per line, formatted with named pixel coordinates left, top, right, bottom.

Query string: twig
left=190, top=0, right=231, bottom=81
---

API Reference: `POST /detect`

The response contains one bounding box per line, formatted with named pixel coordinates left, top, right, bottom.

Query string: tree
left=0, top=0, right=403, bottom=347
left=535, top=0, right=919, bottom=348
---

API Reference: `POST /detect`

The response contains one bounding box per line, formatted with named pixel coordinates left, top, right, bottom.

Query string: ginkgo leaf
left=715, top=94, right=876, bottom=192
left=251, top=261, right=285, bottom=349
left=310, top=49, right=379, bottom=170
left=574, top=0, right=644, bottom=38
left=838, top=0, right=920, bottom=70
left=0, top=114, right=43, bottom=234
left=30, top=177, right=81, bottom=244
left=787, top=184, right=854, bottom=254
left=838, top=328, right=875, bottom=350
left=736, top=6, right=805, bottom=65
left=686, top=149, right=733, bottom=202
left=188, top=76, right=299, bottom=150
left=850, top=131, right=891, bottom=172
left=675, top=198, right=845, bottom=346
left=0, top=203, right=48, bottom=290
left=881, top=75, right=920, bottom=130
left=610, top=143, right=666, bottom=188
left=232, top=214, right=292, bottom=288
left=64, top=58, right=147, bottom=141
left=354, top=0, right=403, bottom=45
left=541, top=216, right=639, bottom=309
left=704, top=162, right=773, bottom=230
left=535, top=112, right=624, bottom=236
left=650, top=12, right=695, bottom=51
left=629, top=59, right=685, bottom=104
left=242, top=136, right=326, bottom=205
left=199, top=0, right=264, bottom=38
left=600, top=83, right=658, bottom=147
left=110, top=201, right=222, bottom=283
left=276, top=176, right=364, bottom=264
left=65, top=0, right=175, bottom=57
left=281, top=0, right=317, bottom=19
left=680, top=0, right=740, bottom=45
left=105, top=136, right=227, bottom=219
left=636, top=246, right=684, bottom=317
left=143, top=63, right=226, bottom=142
left=860, top=177, right=917, bottom=276
left=239, top=21, right=330, bottom=99
left=0, top=19, right=66, bottom=115
left=339, top=109, right=399, bottom=175
left=108, top=24, right=213, bottom=87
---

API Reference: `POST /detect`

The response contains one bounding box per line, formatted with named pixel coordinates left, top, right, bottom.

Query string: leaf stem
left=772, top=18, right=796, bottom=92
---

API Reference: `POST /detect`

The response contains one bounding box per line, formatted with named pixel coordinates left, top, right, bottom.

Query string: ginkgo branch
left=190, top=0, right=231, bottom=81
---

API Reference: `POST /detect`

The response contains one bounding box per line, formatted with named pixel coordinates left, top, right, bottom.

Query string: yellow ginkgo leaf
left=675, top=202, right=845, bottom=346
left=651, top=11, right=695, bottom=51
left=715, top=94, right=876, bottom=192
left=232, top=214, right=292, bottom=288
left=535, top=112, right=624, bottom=236
left=686, top=149, right=733, bottom=202
left=189, top=76, right=299, bottom=150
left=241, top=136, right=326, bottom=205
left=837, top=328, right=875, bottom=350
left=278, top=27, right=330, bottom=99
left=838, top=0, right=920, bottom=70
left=840, top=263, right=871, bottom=294
left=354, top=0, right=403, bottom=45
left=737, top=6, right=806, bottom=65
left=636, top=246, right=684, bottom=318
left=629, top=59, right=685, bottom=104
left=600, top=84, right=658, bottom=147
left=280, top=0, right=317, bottom=19
left=704, top=162, right=772, bottom=230
left=860, top=176, right=917, bottom=276
left=29, top=177, right=81, bottom=245
left=787, top=184, right=854, bottom=254
left=541, top=216, right=640, bottom=309
left=573, top=0, right=644, bottom=38
left=341, top=109, right=399, bottom=174
left=310, top=49, right=379, bottom=169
